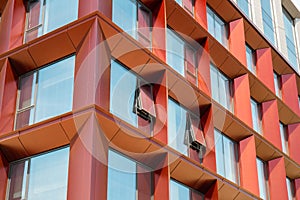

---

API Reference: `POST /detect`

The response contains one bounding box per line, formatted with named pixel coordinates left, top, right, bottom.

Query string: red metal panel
left=79, top=0, right=112, bottom=19
left=256, top=48, right=275, bottom=93
left=154, top=164, right=169, bottom=199
left=137, top=165, right=152, bottom=200
left=233, top=74, right=252, bottom=127
left=197, top=38, right=210, bottom=96
left=281, top=73, right=300, bottom=116
left=295, top=178, right=300, bottom=199
left=268, top=157, right=289, bottom=200
left=229, top=18, right=247, bottom=67
left=194, top=0, right=207, bottom=29
left=0, top=0, right=13, bottom=53
left=0, top=152, right=8, bottom=200
left=204, top=181, right=218, bottom=200
left=239, top=135, right=260, bottom=196
left=287, top=123, right=300, bottom=164
left=261, top=100, right=282, bottom=150
left=139, top=84, right=156, bottom=118
left=182, top=0, right=193, bottom=14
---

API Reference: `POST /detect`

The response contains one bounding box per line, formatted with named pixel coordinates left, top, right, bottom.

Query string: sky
left=292, top=0, right=300, bottom=11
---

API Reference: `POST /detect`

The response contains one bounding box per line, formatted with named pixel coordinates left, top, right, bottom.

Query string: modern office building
left=0, top=0, right=299, bottom=199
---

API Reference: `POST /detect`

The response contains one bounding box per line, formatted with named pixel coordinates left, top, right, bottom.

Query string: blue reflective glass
left=251, top=99, right=261, bottom=133
left=170, top=180, right=189, bottom=200
left=261, top=0, right=276, bottom=45
left=246, top=45, right=256, bottom=73
left=256, top=158, right=268, bottom=199
left=237, top=0, right=251, bottom=18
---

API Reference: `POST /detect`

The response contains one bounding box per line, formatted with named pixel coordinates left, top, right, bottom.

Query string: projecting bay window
left=214, top=128, right=239, bottom=184
left=207, top=6, right=228, bottom=47
left=237, top=0, right=252, bottom=19
left=6, top=147, right=69, bottom=200
left=15, top=56, right=75, bottom=130
left=110, top=59, right=156, bottom=132
left=246, top=44, right=256, bottom=74
left=24, top=0, right=79, bottom=43
left=210, top=64, right=233, bottom=112
left=250, top=98, right=262, bottom=134
left=168, top=98, right=206, bottom=158
left=260, top=0, right=276, bottom=46
left=170, top=179, right=204, bottom=200
left=107, top=149, right=153, bottom=200
left=274, top=72, right=282, bottom=98
left=175, top=0, right=194, bottom=16
left=166, top=28, right=198, bottom=82
left=112, top=0, right=152, bottom=48
left=279, top=122, right=289, bottom=154
left=256, top=158, right=269, bottom=200
left=283, top=8, right=298, bottom=71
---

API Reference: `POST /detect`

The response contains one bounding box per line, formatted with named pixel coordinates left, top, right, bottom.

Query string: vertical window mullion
left=23, top=160, right=30, bottom=200
left=32, top=71, right=39, bottom=124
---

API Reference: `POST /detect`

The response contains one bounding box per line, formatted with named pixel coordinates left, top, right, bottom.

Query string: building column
left=251, top=0, right=263, bottom=32
left=281, top=73, right=300, bottom=116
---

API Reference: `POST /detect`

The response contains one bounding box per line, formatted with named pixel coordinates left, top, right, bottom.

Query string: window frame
left=245, top=44, right=256, bottom=74
left=273, top=71, right=282, bottom=98
left=279, top=122, right=289, bottom=155
left=256, top=157, right=269, bottom=200
left=170, top=178, right=205, bottom=200
left=250, top=98, right=262, bottom=134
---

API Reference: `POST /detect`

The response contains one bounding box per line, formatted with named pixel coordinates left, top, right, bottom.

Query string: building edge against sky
left=0, top=0, right=300, bottom=199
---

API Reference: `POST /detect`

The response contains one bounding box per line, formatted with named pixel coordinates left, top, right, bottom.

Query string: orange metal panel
left=256, top=48, right=275, bottom=93
left=229, top=18, right=246, bottom=67
left=281, top=73, right=300, bottom=116
left=198, top=38, right=210, bottom=96
left=154, top=164, right=169, bottom=199
left=9, top=0, right=25, bottom=50
left=194, top=0, right=207, bottom=29
left=0, top=0, right=13, bottom=54
left=268, top=157, right=289, bottom=200
left=0, top=132, right=28, bottom=161
left=287, top=123, right=300, bottom=164
left=0, top=152, right=7, bottom=199
left=204, top=181, right=218, bottom=200
left=239, top=135, right=259, bottom=196
left=296, top=178, right=300, bottom=199
left=233, top=74, right=252, bottom=127
left=261, top=100, right=282, bottom=150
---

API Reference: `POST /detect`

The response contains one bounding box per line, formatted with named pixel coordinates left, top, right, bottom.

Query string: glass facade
left=256, top=158, right=268, bottom=200
left=175, top=0, right=194, bottom=15
left=279, top=122, right=289, bottom=154
left=207, top=6, right=228, bottom=47
left=25, top=0, right=78, bottom=42
left=273, top=72, right=282, bottom=98
left=214, top=129, right=239, bottom=184
left=246, top=44, right=256, bottom=74
left=107, top=149, right=153, bottom=200
left=170, top=179, right=204, bottom=200
left=6, top=147, right=69, bottom=200
left=166, top=28, right=197, bottom=77
left=237, top=0, right=251, bottom=19
left=112, top=0, right=152, bottom=47
left=250, top=98, right=262, bottom=134
left=15, top=56, right=75, bottom=129
left=210, top=64, right=233, bottom=111
left=283, top=8, right=298, bottom=71
left=260, top=0, right=276, bottom=46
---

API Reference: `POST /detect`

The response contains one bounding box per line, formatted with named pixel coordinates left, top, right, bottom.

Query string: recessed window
left=110, top=59, right=156, bottom=131
left=166, top=27, right=198, bottom=80
left=214, top=128, right=239, bottom=184
left=279, top=122, right=289, bottom=154
left=246, top=44, right=256, bottom=74
left=237, top=0, right=252, bottom=19
left=170, top=179, right=204, bottom=200
left=168, top=98, right=205, bottom=157
left=6, top=147, right=69, bottom=200
left=107, top=149, right=153, bottom=200
left=283, top=8, right=298, bottom=71
left=175, top=0, right=194, bottom=16
left=286, top=177, right=295, bottom=200
left=260, top=0, right=276, bottom=46
left=15, top=56, right=75, bottom=129
left=24, top=0, right=78, bottom=43
left=250, top=98, right=262, bottom=134
left=273, top=72, right=282, bottom=98
left=210, top=63, right=233, bottom=112
left=207, top=6, right=228, bottom=47
left=256, top=158, right=269, bottom=200
left=112, top=0, right=152, bottom=48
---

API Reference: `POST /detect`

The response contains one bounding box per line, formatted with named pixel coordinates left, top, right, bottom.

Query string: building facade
left=0, top=0, right=299, bottom=199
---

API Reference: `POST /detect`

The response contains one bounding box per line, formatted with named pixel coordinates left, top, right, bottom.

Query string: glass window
left=175, top=0, right=194, bottom=15
left=15, top=56, right=75, bottom=129
left=166, top=28, right=198, bottom=78
left=250, top=98, right=262, bottom=134
left=107, top=149, right=153, bottom=200
left=112, top=0, right=152, bottom=48
left=25, top=0, right=78, bottom=43
left=214, top=129, right=239, bottom=184
left=170, top=179, right=204, bottom=200
left=207, top=6, right=228, bottom=47
left=260, top=0, right=276, bottom=46
left=210, top=64, right=233, bottom=111
left=256, top=158, right=269, bottom=200
left=6, top=147, right=69, bottom=200
left=286, top=177, right=295, bottom=200
left=237, top=0, right=252, bottom=19
left=279, top=122, right=289, bottom=154
left=283, top=8, right=298, bottom=71
left=274, top=72, right=282, bottom=98
left=246, top=44, right=256, bottom=74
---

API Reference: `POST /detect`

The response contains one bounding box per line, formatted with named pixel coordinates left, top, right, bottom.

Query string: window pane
left=112, top=0, right=137, bottom=38
left=251, top=99, right=260, bottom=133
left=7, top=161, right=28, bottom=200
left=246, top=45, right=255, bottom=73
left=137, top=3, right=151, bottom=47
left=207, top=7, right=214, bottom=36
left=166, top=29, right=185, bottom=76
left=110, top=60, right=138, bottom=126
left=237, top=0, right=251, bottom=18
left=261, top=0, right=276, bottom=46
left=15, top=108, right=35, bottom=129
left=223, top=137, right=238, bottom=183
left=170, top=180, right=189, bottom=200
left=107, top=150, right=137, bottom=200
left=27, top=148, right=69, bottom=200
left=35, top=56, right=75, bottom=122
left=214, top=129, right=225, bottom=177
left=218, top=74, right=231, bottom=110
left=279, top=122, right=288, bottom=154
left=256, top=158, right=268, bottom=199
left=44, top=0, right=79, bottom=34
left=18, top=73, right=36, bottom=110
left=273, top=72, right=281, bottom=98
left=168, top=99, right=188, bottom=156
left=210, top=65, right=219, bottom=102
